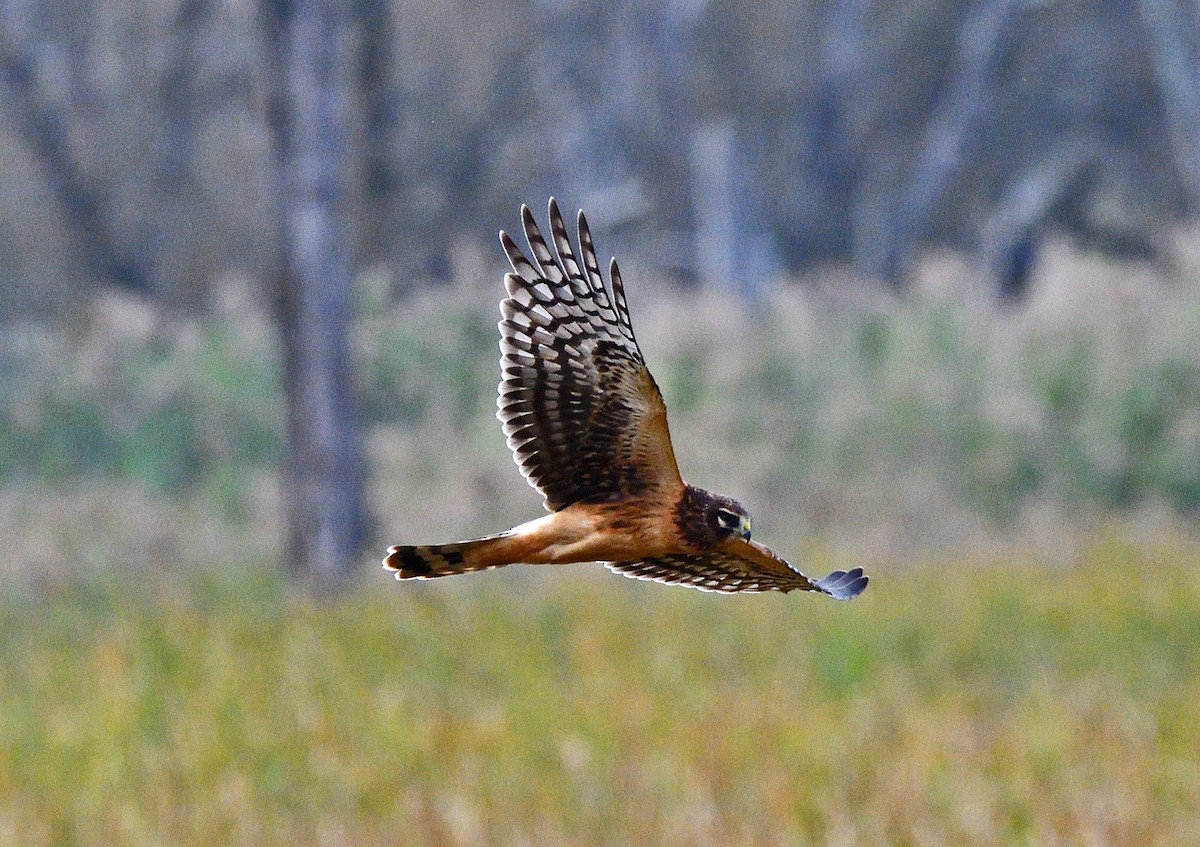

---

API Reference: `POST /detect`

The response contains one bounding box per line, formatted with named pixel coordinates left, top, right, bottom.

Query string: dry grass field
left=3, top=240, right=1200, bottom=845
left=1, top=535, right=1198, bottom=846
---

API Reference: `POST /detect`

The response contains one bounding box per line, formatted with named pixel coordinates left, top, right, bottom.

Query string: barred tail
left=383, top=533, right=518, bottom=580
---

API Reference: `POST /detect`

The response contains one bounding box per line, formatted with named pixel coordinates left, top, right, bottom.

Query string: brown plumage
left=383, top=199, right=868, bottom=599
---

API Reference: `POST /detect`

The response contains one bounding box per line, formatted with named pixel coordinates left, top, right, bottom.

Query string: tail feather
left=383, top=533, right=516, bottom=580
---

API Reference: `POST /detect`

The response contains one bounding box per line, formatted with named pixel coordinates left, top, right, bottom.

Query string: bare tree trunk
left=0, top=27, right=151, bottom=292
left=691, top=120, right=775, bottom=299
left=691, top=121, right=737, bottom=291
left=981, top=137, right=1099, bottom=299
left=860, top=0, right=1024, bottom=285
left=266, top=0, right=366, bottom=587
left=1137, top=0, right=1200, bottom=209
left=792, top=0, right=870, bottom=264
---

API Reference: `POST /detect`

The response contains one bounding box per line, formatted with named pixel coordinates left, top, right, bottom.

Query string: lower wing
left=605, top=537, right=868, bottom=598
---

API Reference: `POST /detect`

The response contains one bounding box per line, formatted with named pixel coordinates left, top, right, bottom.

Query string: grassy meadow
left=1, top=536, right=1199, bottom=846
left=3, top=237, right=1200, bottom=844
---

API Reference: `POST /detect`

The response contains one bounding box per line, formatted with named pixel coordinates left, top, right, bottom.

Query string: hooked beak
left=740, top=517, right=752, bottom=540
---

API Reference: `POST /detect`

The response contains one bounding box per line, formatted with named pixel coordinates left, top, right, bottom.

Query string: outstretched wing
left=497, top=198, right=684, bottom=512
left=606, top=537, right=869, bottom=598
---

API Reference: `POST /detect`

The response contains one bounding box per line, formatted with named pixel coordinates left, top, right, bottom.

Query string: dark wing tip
left=813, top=567, right=869, bottom=600
left=382, top=545, right=432, bottom=577
left=499, top=230, right=530, bottom=274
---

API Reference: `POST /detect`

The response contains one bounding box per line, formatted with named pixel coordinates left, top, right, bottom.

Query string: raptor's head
left=675, top=486, right=755, bottom=550
left=706, top=495, right=752, bottom=541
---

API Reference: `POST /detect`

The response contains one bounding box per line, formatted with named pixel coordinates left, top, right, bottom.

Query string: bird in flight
left=384, top=199, right=867, bottom=598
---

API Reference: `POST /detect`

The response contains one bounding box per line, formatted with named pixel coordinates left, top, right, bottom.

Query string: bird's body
left=388, top=499, right=669, bottom=575
left=384, top=200, right=867, bottom=599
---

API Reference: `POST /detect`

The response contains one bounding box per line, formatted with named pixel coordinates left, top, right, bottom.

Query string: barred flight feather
left=496, top=198, right=678, bottom=512
left=607, top=555, right=869, bottom=598
left=384, top=198, right=869, bottom=603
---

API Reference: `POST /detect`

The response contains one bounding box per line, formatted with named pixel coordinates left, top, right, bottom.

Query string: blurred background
left=2, top=0, right=1199, bottom=844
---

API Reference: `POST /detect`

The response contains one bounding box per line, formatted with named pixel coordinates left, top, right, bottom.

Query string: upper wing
left=497, top=199, right=684, bottom=512
left=606, top=537, right=869, bottom=598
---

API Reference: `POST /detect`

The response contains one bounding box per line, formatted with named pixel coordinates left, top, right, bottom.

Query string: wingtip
left=499, top=230, right=524, bottom=267
left=814, top=567, right=869, bottom=600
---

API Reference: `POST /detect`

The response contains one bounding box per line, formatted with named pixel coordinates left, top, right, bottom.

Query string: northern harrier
left=384, top=200, right=868, bottom=598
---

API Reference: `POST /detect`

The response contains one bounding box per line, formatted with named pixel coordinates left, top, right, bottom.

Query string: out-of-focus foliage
left=3, top=240, right=1197, bottom=567
left=365, top=240, right=1200, bottom=556
left=2, top=0, right=1198, bottom=570
left=0, top=284, right=281, bottom=493
left=4, top=7, right=1198, bottom=838
left=1, top=537, right=1197, bottom=846
left=1, top=0, right=1196, bottom=313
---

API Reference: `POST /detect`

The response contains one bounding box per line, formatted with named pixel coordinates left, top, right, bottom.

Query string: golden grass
left=2, top=536, right=1198, bottom=846
left=4, top=238, right=1200, bottom=844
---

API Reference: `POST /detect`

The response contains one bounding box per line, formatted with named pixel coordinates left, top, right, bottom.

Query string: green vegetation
left=3, top=247, right=1198, bottom=842
left=1, top=538, right=1197, bottom=846
left=0, top=297, right=282, bottom=493
left=4, top=244, right=1200, bottom=559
